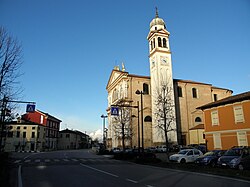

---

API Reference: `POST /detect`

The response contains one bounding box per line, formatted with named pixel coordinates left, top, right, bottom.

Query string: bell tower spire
left=147, top=9, right=177, bottom=144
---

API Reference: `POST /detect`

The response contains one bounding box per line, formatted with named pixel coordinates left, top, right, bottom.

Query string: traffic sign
left=111, top=107, right=119, bottom=116
left=26, top=104, right=35, bottom=113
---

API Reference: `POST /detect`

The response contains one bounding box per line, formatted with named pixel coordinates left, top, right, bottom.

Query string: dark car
left=195, top=150, right=225, bottom=167
left=228, top=148, right=250, bottom=170
left=217, top=146, right=250, bottom=167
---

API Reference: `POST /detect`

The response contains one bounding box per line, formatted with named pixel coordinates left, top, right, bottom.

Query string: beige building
left=58, top=129, right=90, bottom=150
left=4, top=119, right=46, bottom=152
left=106, top=10, right=232, bottom=149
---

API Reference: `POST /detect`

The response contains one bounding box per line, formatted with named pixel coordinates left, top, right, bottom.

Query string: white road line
left=44, top=159, right=50, bottom=162
left=14, top=160, right=21, bottom=163
left=24, top=159, right=31, bottom=163
left=18, top=165, right=23, bottom=187
left=80, top=163, right=119, bottom=178
left=54, top=159, right=60, bottom=162
left=63, top=159, right=69, bottom=162
left=146, top=185, right=155, bottom=187
left=35, top=159, right=40, bottom=162
left=126, top=179, right=138, bottom=183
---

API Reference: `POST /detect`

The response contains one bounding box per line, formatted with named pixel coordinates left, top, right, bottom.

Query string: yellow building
left=4, top=119, right=46, bottom=152
left=106, top=10, right=232, bottom=149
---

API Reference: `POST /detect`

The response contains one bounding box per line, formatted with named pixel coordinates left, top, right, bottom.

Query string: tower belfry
left=147, top=9, right=177, bottom=144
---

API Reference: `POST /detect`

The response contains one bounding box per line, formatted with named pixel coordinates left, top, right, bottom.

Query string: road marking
left=146, top=185, right=155, bottom=187
left=35, top=159, right=40, bottom=162
left=54, top=159, right=60, bottom=162
left=71, top=159, right=78, bottom=162
left=24, top=159, right=31, bottom=163
left=63, top=159, right=69, bottom=162
left=80, top=163, right=118, bottom=178
left=18, top=165, right=23, bottom=187
left=44, top=159, right=50, bottom=162
left=14, top=160, right=21, bottom=163
left=126, top=179, right=138, bottom=183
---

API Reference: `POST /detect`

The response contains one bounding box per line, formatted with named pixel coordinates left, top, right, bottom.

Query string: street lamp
left=101, top=114, right=108, bottom=149
left=131, top=101, right=140, bottom=153
left=136, top=90, right=144, bottom=153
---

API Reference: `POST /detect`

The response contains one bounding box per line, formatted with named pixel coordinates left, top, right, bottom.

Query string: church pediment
left=106, top=70, right=128, bottom=89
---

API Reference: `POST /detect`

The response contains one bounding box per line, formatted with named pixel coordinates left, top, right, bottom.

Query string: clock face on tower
left=160, top=57, right=168, bottom=65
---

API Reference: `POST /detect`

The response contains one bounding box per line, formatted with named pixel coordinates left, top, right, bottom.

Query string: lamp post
left=101, top=114, right=108, bottom=149
left=136, top=90, right=144, bottom=153
left=132, top=101, right=140, bottom=153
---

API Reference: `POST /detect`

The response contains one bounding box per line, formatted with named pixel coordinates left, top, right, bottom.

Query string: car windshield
left=178, top=150, right=189, bottom=155
left=224, top=149, right=242, bottom=156
left=204, top=152, right=215, bottom=156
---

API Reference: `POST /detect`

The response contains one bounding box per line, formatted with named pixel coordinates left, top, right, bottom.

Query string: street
left=10, top=149, right=250, bottom=187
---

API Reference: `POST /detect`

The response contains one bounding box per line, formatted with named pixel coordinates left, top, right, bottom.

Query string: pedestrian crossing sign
left=111, top=107, right=119, bottom=116
left=26, top=104, right=35, bottom=113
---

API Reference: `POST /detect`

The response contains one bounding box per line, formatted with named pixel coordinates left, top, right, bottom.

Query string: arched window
left=192, top=88, right=198, bottom=98
left=150, top=41, right=153, bottom=51
left=163, top=38, right=167, bottom=48
left=143, top=83, right=149, bottom=95
left=158, top=37, right=162, bottom=47
left=144, top=116, right=152, bottom=122
left=153, top=39, right=155, bottom=48
left=195, top=117, right=202, bottom=123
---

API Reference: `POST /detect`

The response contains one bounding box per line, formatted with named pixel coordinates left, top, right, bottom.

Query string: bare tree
left=0, top=26, right=23, bottom=150
left=112, top=100, right=133, bottom=151
left=154, top=78, right=176, bottom=157
left=0, top=26, right=23, bottom=101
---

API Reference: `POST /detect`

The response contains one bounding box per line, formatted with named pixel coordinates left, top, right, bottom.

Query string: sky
left=1, top=0, right=250, bottom=136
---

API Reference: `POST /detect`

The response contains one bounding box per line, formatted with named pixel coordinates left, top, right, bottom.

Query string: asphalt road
left=10, top=149, right=250, bottom=187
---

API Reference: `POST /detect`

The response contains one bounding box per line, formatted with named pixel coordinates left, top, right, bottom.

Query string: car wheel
left=238, top=164, right=244, bottom=171
left=180, top=158, right=186, bottom=163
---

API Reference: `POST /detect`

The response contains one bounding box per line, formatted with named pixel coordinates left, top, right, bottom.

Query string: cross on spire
left=155, top=7, right=159, bottom=18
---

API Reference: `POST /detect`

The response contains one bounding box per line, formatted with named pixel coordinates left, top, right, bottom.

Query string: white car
left=169, top=148, right=203, bottom=163
left=157, top=145, right=167, bottom=152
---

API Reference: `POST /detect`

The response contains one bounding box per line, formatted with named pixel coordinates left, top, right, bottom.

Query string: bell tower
left=147, top=8, right=177, bottom=144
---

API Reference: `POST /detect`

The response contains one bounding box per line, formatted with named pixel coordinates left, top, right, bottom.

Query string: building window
left=37, top=132, right=40, bottom=138
left=16, top=131, right=20, bottom=138
left=150, top=41, right=153, bottom=50
left=143, top=83, right=149, bottom=95
left=177, top=86, right=183, bottom=97
left=153, top=39, right=155, bottom=48
left=23, top=126, right=27, bottom=129
left=17, top=126, right=20, bottom=130
left=66, top=134, right=70, bottom=138
left=237, top=131, right=248, bottom=146
left=211, top=110, right=219, bottom=126
left=144, top=116, right=152, bottom=122
left=32, top=132, right=35, bottom=138
left=32, top=126, right=36, bottom=130
left=23, top=132, right=26, bottom=138
left=163, top=38, right=167, bottom=48
left=158, top=37, right=162, bottom=47
left=195, top=117, right=202, bottom=123
left=213, top=133, right=222, bottom=149
left=192, top=88, right=198, bottom=98
left=213, top=94, right=218, bottom=101
left=40, top=115, right=44, bottom=124
left=234, top=105, right=245, bottom=123
left=155, top=27, right=157, bottom=30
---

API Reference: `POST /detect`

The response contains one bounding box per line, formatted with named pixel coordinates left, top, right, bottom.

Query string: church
left=105, top=10, right=232, bottom=149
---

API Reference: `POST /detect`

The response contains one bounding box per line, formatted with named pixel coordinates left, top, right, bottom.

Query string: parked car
left=111, top=147, right=121, bottom=153
left=195, top=150, right=226, bottom=167
left=169, top=148, right=203, bottom=163
left=228, top=147, right=250, bottom=170
left=157, top=145, right=167, bottom=152
left=146, top=147, right=157, bottom=153
left=217, top=146, right=250, bottom=167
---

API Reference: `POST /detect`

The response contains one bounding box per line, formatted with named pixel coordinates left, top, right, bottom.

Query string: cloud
left=89, top=129, right=103, bottom=142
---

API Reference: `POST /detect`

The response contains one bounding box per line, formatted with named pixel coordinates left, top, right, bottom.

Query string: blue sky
left=1, top=0, right=250, bottom=135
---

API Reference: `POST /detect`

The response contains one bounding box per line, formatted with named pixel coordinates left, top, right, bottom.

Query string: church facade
left=105, top=10, right=232, bottom=149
